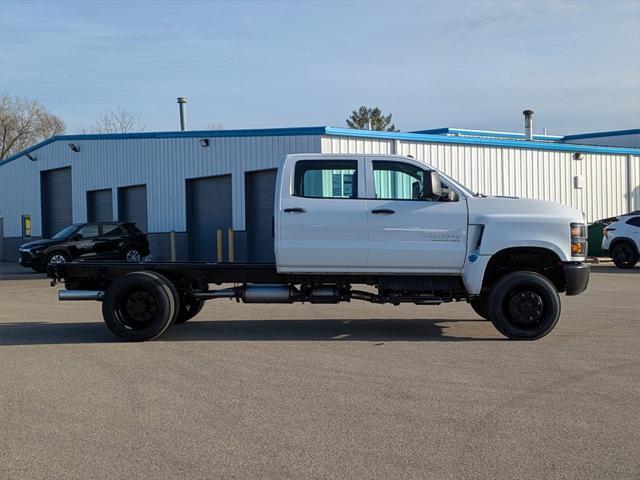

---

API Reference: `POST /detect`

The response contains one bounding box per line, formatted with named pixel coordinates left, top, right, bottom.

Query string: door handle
left=371, top=209, right=395, bottom=214
left=284, top=207, right=306, bottom=213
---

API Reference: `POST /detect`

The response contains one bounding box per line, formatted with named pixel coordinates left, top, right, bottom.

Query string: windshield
left=51, top=224, right=79, bottom=240
left=435, top=170, right=476, bottom=197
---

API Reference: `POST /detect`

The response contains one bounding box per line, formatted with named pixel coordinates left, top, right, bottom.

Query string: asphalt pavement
left=1, top=264, right=638, bottom=479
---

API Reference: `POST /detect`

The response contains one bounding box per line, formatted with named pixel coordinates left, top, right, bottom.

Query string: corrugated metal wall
left=1, top=132, right=638, bottom=240
left=321, top=135, right=640, bottom=223
left=0, top=135, right=321, bottom=237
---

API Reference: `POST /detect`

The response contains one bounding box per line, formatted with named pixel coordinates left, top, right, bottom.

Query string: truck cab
left=275, top=153, right=588, bottom=294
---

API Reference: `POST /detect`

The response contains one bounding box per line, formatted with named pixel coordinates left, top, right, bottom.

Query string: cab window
left=293, top=160, right=358, bottom=199
left=373, top=161, right=426, bottom=200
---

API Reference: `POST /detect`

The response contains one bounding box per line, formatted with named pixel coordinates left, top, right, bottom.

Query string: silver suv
left=602, top=214, right=640, bottom=268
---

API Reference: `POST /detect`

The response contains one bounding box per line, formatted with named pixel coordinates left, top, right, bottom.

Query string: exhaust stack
left=523, top=109, right=534, bottom=140
left=177, top=97, right=187, bottom=131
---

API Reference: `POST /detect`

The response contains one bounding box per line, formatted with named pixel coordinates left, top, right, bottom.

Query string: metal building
left=1, top=126, right=639, bottom=262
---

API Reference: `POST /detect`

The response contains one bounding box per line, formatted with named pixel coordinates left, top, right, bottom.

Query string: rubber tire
left=469, top=297, right=489, bottom=320
left=487, top=271, right=560, bottom=340
left=101, top=271, right=178, bottom=341
left=611, top=242, right=639, bottom=269
left=174, top=298, right=205, bottom=324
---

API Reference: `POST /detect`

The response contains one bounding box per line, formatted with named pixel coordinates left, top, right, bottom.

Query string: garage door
left=0, top=217, right=4, bottom=262
left=118, top=185, right=148, bottom=232
left=41, top=167, right=72, bottom=238
left=87, top=189, right=113, bottom=222
left=245, top=169, right=277, bottom=263
left=187, top=175, right=232, bottom=261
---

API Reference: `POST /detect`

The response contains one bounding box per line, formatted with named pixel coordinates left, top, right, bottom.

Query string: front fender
left=478, top=222, right=573, bottom=262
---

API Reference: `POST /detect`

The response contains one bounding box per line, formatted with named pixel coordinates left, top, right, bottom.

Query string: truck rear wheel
left=102, top=271, right=178, bottom=341
left=487, top=271, right=560, bottom=340
left=174, top=298, right=204, bottom=324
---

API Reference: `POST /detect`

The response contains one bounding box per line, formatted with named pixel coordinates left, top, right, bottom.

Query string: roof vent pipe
left=177, top=97, right=188, bottom=131
left=523, top=109, right=534, bottom=140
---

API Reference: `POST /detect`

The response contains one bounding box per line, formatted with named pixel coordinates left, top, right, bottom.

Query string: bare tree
left=84, top=107, right=144, bottom=134
left=0, top=94, right=66, bottom=160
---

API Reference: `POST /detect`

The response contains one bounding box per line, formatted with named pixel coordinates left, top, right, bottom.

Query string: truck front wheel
left=102, top=271, right=178, bottom=341
left=487, top=271, right=560, bottom=340
left=469, top=297, right=489, bottom=320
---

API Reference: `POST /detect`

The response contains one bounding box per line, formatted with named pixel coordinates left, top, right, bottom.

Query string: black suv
left=18, top=222, right=150, bottom=272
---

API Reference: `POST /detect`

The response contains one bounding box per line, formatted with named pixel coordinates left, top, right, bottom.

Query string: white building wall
left=321, top=135, right=639, bottom=223
left=0, top=134, right=322, bottom=238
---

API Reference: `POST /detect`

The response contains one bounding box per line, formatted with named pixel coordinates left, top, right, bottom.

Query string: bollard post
left=170, top=231, right=176, bottom=262
left=228, top=228, right=235, bottom=263
left=216, top=228, right=223, bottom=262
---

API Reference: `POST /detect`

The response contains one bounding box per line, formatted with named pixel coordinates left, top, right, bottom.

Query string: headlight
left=570, top=222, right=587, bottom=257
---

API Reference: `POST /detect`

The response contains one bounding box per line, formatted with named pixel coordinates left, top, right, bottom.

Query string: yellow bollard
left=216, top=229, right=223, bottom=262
left=228, top=228, right=235, bottom=263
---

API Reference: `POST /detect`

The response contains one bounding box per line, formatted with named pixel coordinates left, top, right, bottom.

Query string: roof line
left=562, top=128, right=640, bottom=140
left=323, top=127, right=640, bottom=155
left=411, top=127, right=563, bottom=140
left=0, top=127, right=328, bottom=166
left=2, top=125, right=639, bottom=166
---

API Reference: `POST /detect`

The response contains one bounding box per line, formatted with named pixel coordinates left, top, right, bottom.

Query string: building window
left=22, top=215, right=32, bottom=238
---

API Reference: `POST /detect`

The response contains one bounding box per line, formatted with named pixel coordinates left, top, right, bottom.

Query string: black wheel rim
left=613, top=245, right=633, bottom=265
left=115, top=289, right=158, bottom=331
left=507, top=289, right=544, bottom=326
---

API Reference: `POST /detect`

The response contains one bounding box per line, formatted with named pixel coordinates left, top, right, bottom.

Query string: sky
left=1, top=0, right=639, bottom=135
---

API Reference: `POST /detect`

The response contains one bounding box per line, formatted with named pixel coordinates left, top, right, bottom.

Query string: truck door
left=276, top=157, right=368, bottom=272
left=366, top=158, right=468, bottom=273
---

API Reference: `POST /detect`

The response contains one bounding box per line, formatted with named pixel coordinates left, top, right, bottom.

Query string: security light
left=572, top=152, right=584, bottom=161
left=68, top=143, right=80, bottom=153
left=199, top=139, right=210, bottom=147
left=25, top=152, right=37, bottom=161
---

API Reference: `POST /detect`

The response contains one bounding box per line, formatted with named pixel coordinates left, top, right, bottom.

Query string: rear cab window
left=293, top=160, right=358, bottom=199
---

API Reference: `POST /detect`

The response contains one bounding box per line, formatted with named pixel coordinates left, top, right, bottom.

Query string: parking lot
left=1, top=264, right=638, bottom=479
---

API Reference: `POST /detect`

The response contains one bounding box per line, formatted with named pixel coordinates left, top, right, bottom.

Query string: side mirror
left=423, top=171, right=443, bottom=200
left=70, top=233, right=82, bottom=241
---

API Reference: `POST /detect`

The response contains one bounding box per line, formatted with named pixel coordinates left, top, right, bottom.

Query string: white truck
left=50, top=154, right=590, bottom=341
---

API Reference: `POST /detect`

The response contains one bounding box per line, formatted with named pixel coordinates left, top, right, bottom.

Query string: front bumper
left=18, top=251, right=45, bottom=269
left=563, top=262, right=590, bottom=296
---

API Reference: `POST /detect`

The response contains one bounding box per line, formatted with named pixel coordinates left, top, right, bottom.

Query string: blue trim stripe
left=562, top=128, right=640, bottom=141
left=323, top=127, right=640, bottom=155
left=2, top=125, right=639, bottom=166
left=411, top=127, right=563, bottom=141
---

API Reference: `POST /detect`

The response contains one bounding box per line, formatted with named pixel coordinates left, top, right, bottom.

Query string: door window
left=372, top=161, right=427, bottom=200
left=293, top=160, right=358, bottom=199
left=102, top=223, right=124, bottom=237
left=76, top=224, right=99, bottom=238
